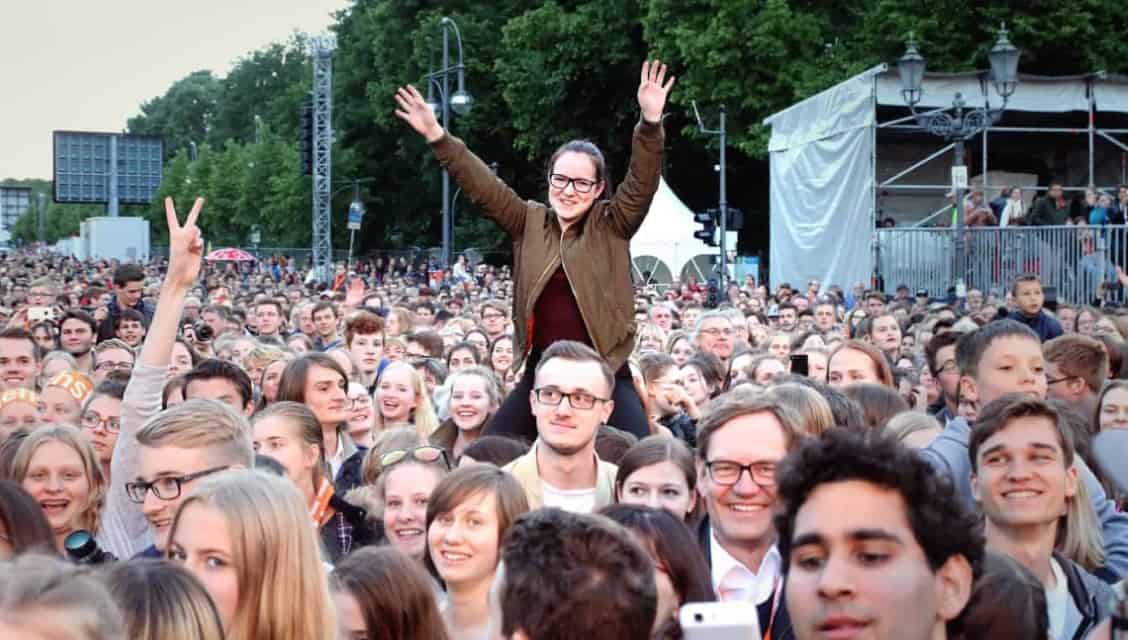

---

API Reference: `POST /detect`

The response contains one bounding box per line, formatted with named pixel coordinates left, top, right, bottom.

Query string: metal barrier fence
left=876, top=226, right=1125, bottom=305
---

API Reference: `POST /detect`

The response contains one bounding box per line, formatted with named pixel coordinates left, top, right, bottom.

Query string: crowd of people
left=3, top=59, right=1128, bottom=640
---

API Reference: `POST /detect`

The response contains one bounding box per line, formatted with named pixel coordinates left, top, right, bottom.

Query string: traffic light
left=694, top=208, right=718, bottom=246
left=299, top=93, right=314, bottom=176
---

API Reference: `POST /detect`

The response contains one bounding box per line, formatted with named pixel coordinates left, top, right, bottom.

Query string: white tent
left=631, top=177, right=735, bottom=287
left=763, top=66, right=1128, bottom=290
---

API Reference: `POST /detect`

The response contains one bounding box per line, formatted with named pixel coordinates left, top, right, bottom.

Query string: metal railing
left=876, top=225, right=1126, bottom=305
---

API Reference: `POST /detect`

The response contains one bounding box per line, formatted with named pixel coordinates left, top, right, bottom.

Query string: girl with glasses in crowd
left=424, top=465, right=530, bottom=640
left=378, top=443, right=451, bottom=567
left=251, top=402, right=377, bottom=563
left=395, top=61, right=675, bottom=444
left=374, top=360, right=440, bottom=438
left=347, top=381, right=377, bottom=446
left=430, top=367, right=502, bottom=461
left=166, top=469, right=336, bottom=640
left=7, top=424, right=105, bottom=553
left=76, top=377, right=126, bottom=484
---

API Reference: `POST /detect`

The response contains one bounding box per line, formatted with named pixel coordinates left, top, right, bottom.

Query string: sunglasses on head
left=379, top=446, right=450, bottom=470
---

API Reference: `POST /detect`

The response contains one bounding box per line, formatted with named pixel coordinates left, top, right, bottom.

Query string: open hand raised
left=638, top=60, right=676, bottom=124
left=394, top=85, right=445, bottom=143
left=164, top=197, right=204, bottom=289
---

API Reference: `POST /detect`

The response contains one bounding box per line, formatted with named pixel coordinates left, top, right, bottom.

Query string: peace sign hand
left=164, top=197, right=205, bottom=289
left=638, top=59, right=676, bottom=124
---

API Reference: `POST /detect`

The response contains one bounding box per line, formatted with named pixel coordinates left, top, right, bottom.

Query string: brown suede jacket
left=430, top=119, right=665, bottom=372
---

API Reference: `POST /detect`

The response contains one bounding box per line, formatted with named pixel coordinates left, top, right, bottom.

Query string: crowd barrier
left=876, top=225, right=1126, bottom=306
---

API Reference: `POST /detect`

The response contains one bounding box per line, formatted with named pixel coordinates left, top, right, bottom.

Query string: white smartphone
left=679, top=602, right=761, bottom=640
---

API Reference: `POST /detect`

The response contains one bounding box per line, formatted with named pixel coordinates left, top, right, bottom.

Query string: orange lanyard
left=309, top=478, right=336, bottom=528
left=763, top=574, right=782, bottom=640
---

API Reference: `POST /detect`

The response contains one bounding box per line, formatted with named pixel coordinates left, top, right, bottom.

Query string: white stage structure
left=631, top=177, right=736, bottom=288
left=763, top=65, right=1128, bottom=290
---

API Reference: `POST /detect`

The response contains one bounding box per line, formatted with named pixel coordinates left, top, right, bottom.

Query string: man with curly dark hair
left=775, top=429, right=983, bottom=640
left=488, top=507, right=656, bottom=640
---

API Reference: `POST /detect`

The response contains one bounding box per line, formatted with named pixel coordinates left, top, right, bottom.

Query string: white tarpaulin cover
left=874, top=72, right=1093, bottom=112
left=632, top=177, right=729, bottom=285
left=764, top=66, right=881, bottom=290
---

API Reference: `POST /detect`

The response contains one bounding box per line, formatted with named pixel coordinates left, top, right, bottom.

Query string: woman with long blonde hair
left=167, top=469, right=336, bottom=640
left=374, top=360, right=440, bottom=438
left=103, top=559, right=225, bottom=640
left=8, top=424, right=106, bottom=552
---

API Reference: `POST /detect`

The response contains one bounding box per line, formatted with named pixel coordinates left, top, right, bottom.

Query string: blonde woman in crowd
left=374, top=360, right=440, bottom=438
left=167, top=469, right=337, bottom=640
left=8, top=424, right=106, bottom=552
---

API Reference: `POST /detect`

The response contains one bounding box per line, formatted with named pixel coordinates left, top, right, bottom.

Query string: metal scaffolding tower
left=311, top=35, right=337, bottom=282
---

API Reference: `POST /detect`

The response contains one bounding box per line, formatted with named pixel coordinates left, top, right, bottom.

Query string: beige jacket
left=503, top=440, right=618, bottom=511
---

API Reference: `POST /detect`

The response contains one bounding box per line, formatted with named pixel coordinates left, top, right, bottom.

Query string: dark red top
left=531, top=266, right=592, bottom=351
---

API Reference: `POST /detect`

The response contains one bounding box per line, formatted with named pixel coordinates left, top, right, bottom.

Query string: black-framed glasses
left=533, top=387, right=609, bottom=411
left=380, top=446, right=450, bottom=470
left=124, top=466, right=228, bottom=503
left=705, top=460, right=778, bottom=487
left=548, top=173, right=599, bottom=194
left=80, top=411, right=121, bottom=433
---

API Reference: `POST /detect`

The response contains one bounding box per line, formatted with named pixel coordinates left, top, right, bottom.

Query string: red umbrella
left=205, top=248, right=256, bottom=262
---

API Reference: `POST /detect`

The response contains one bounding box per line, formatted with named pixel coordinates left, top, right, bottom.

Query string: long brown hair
left=331, top=546, right=450, bottom=640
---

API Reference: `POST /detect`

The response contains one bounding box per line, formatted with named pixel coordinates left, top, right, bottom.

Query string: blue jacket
left=1004, top=309, right=1063, bottom=343
left=921, top=417, right=1128, bottom=579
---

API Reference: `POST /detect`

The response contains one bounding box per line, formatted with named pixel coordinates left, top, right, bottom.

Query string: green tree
left=208, top=36, right=312, bottom=145
left=127, top=71, right=221, bottom=160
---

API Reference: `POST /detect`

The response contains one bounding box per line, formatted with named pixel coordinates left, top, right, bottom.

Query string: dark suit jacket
left=697, top=517, right=795, bottom=640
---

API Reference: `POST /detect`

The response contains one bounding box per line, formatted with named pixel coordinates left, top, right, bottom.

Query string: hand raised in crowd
left=663, top=383, right=700, bottom=420
left=393, top=85, right=444, bottom=143
left=163, top=197, right=205, bottom=290
left=637, top=59, right=676, bottom=124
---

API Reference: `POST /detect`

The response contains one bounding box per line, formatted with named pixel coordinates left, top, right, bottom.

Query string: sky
left=0, top=0, right=352, bottom=181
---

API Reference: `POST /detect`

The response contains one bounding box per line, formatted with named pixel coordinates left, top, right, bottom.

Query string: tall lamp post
left=425, top=17, right=473, bottom=267
left=897, top=25, right=1020, bottom=286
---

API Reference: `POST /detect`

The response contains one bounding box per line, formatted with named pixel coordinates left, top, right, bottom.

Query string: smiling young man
left=922, top=319, right=1128, bottom=578
left=502, top=340, right=618, bottom=513
left=969, top=395, right=1113, bottom=639
left=98, top=197, right=255, bottom=559
left=97, top=263, right=153, bottom=342
left=0, top=328, right=40, bottom=391
left=59, top=310, right=97, bottom=374
left=776, top=429, right=981, bottom=640
left=694, top=386, right=804, bottom=639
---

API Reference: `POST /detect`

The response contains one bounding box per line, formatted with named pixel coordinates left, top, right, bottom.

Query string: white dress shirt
left=710, top=531, right=782, bottom=605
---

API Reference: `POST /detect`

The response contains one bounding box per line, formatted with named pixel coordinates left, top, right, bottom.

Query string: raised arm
left=102, top=197, right=204, bottom=558
left=395, top=85, right=527, bottom=238
left=604, top=60, right=676, bottom=238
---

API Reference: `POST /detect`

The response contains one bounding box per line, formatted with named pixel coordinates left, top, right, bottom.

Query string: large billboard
left=0, top=187, right=32, bottom=234
left=53, top=131, right=163, bottom=205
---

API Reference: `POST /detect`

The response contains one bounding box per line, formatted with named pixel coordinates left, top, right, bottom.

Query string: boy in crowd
left=970, top=395, right=1113, bottom=639
left=1006, top=274, right=1062, bottom=342
left=922, top=319, right=1128, bottom=578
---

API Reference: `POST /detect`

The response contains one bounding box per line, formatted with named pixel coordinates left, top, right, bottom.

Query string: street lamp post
left=425, top=17, right=472, bottom=267
left=897, top=25, right=1020, bottom=286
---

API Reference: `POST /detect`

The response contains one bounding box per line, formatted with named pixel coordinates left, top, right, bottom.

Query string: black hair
left=0, top=479, right=55, bottom=555
left=775, top=428, right=984, bottom=578
left=459, top=435, right=528, bottom=467
left=112, top=263, right=145, bottom=287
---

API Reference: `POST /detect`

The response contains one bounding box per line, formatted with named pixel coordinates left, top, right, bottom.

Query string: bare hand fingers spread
left=164, top=197, right=180, bottom=230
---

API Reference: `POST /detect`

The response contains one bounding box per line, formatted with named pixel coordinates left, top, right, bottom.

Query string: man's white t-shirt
left=542, top=481, right=597, bottom=513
